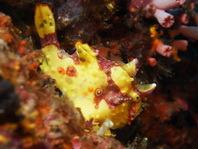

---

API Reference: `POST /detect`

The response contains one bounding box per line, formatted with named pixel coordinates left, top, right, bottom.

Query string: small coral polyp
left=35, top=4, right=154, bottom=129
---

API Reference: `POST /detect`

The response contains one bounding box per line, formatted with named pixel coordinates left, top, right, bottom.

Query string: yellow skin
left=35, top=4, right=142, bottom=129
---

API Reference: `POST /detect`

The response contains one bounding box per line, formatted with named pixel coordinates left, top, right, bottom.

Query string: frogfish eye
left=132, top=93, right=140, bottom=102
left=95, top=88, right=103, bottom=96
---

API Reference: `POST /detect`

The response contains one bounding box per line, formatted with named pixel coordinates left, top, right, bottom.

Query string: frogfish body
left=34, top=4, right=156, bottom=129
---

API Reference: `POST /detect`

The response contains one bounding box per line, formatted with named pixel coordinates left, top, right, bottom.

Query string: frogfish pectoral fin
left=136, top=83, right=157, bottom=95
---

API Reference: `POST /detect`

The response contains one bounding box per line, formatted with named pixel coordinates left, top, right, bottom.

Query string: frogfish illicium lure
left=34, top=4, right=156, bottom=131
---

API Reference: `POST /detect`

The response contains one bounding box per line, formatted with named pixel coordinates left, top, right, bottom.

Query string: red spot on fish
left=88, top=88, right=94, bottom=92
left=66, top=66, right=77, bottom=77
left=57, top=67, right=65, bottom=75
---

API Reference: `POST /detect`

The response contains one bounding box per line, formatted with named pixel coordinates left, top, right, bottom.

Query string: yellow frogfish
left=34, top=4, right=156, bottom=131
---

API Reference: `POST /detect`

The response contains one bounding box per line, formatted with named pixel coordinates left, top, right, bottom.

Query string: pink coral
left=152, top=0, right=186, bottom=28
left=153, top=0, right=186, bottom=10
left=128, top=0, right=186, bottom=28
left=189, top=1, right=198, bottom=25
left=193, top=11, right=198, bottom=26
left=154, top=9, right=174, bottom=28
left=170, top=25, right=198, bottom=40
left=171, top=40, right=188, bottom=51
left=147, top=57, right=157, bottom=67
left=179, top=13, right=189, bottom=24
left=171, top=40, right=188, bottom=61
left=179, top=25, right=198, bottom=40
left=155, top=41, right=173, bottom=57
left=151, top=37, right=173, bottom=57
left=128, top=0, right=152, bottom=8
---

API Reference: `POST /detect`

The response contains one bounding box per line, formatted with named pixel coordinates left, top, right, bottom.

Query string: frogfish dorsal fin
left=122, top=59, right=138, bottom=77
left=111, top=56, right=138, bottom=77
